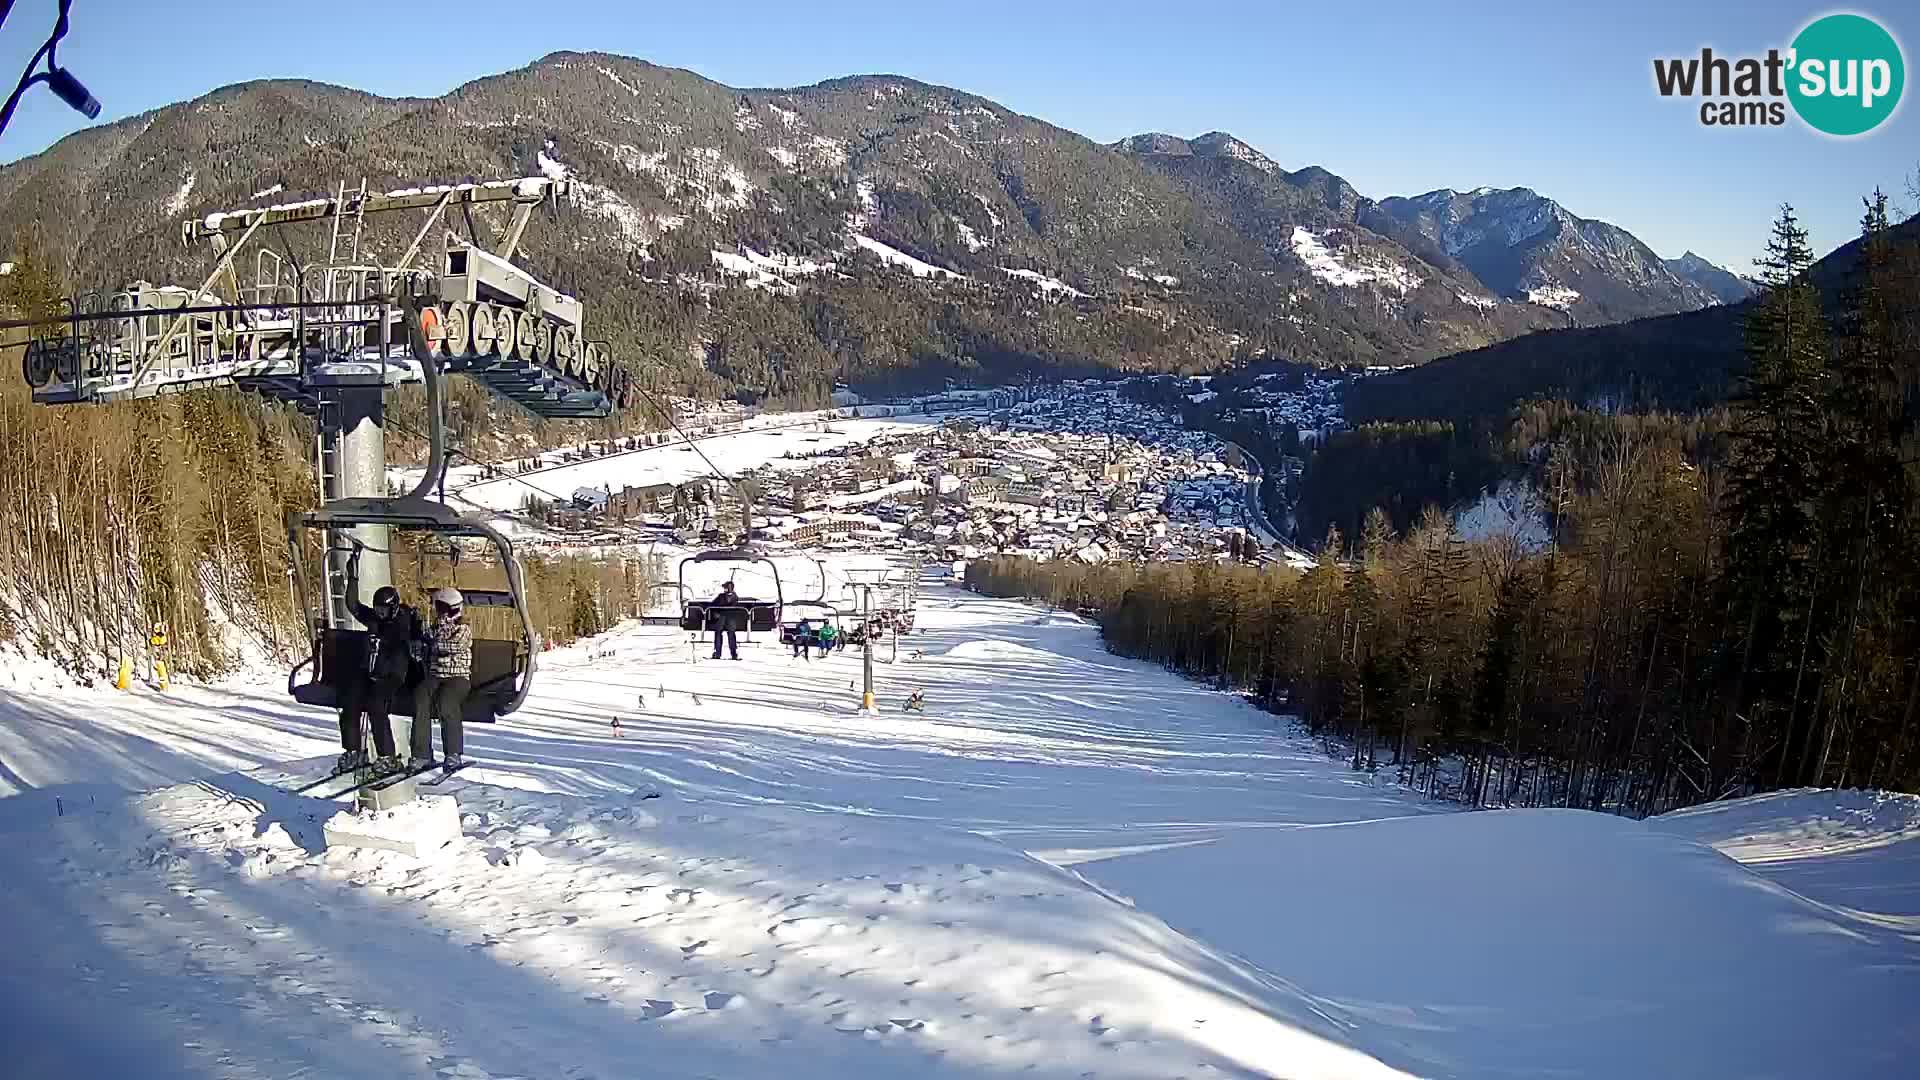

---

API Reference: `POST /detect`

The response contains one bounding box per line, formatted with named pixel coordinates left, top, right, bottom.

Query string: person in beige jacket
left=412, top=587, right=473, bottom=771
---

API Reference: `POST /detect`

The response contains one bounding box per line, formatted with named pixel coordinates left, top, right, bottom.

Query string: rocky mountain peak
left=1187, top=132, right=1280, bottom=173
left=1110, top=132, right=1194, bottom=156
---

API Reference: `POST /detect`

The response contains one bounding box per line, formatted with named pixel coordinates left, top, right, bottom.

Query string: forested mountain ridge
left=0, top=51, right=1745, bottom=410
left=1347, top=215, right=1920, bottom=425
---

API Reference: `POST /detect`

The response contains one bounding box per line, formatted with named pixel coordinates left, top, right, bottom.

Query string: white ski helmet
left=432, top=586, right=465, bottom=611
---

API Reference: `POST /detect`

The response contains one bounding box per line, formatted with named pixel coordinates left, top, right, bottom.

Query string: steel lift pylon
left=7, top=174, right=633, bottom=808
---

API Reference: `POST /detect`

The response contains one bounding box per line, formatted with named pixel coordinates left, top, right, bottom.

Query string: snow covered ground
left=433, top=416, right=935, bottom=516
left=3, top=564, right=1916, bottom=1078
left=851, top=235, right=965, bottom=280
left=1000, top=267, right=1086, bottom=298
left=1524, top=283, right=1580, bottom=310
left=1092, top=807, right=1920, bottom=1078
left=1290, top=228, right=1422, bottom=294
left=1452, top=478, right=1550, bottom=551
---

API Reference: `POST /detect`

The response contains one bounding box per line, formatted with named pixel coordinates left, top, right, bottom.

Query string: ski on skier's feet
left=373, top=759, right=442, bottom=790
left=319, top=759, right=439, bottom=799
left=293, top=757, right=371, bottom=794
left=420, top=760, right=474, bottom=787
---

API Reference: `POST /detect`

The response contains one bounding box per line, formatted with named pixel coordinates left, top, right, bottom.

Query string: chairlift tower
left=842, top=566, right=898, bottom=712
left=10, top=174, right=631, bottom=730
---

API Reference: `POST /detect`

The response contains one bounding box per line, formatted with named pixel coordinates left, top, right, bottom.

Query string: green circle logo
left=1788, top=13, right=1904, bottom=136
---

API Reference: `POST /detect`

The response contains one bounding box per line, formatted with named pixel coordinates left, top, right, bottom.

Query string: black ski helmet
left=373, top=585, right=401, bottom=609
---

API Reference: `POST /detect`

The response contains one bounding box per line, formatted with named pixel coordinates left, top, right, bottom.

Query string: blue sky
left=2, top=0, right=1913, bottom=273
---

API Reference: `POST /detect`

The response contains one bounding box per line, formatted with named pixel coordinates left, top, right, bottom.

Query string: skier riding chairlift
left=710, top=581, right=742, bottom=660
left=678, top=548, right=782, bottom=656
left=789, top=616, right=822, bottom=660
left=413, top=586, right=474, bottom=774
left=335, top=544, right=423, bottom=776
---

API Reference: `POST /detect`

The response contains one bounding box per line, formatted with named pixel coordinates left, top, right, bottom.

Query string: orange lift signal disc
left=418, top=305, right=443, bottom=353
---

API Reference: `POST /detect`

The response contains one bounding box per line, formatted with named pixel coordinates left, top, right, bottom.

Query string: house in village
left=960, top=476, right=1010, bottom=504
left=608, top=482, right=679, bottom=519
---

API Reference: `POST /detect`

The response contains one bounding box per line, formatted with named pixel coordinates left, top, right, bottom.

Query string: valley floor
left=2, top=568, right=1916, bottom=1078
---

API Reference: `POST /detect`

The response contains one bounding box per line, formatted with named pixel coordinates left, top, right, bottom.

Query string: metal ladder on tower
left=318, top=178, right=375, bottom=629
left=322, top=179, right=369, bottom=356
left=313, top=391, right=352, bottom=629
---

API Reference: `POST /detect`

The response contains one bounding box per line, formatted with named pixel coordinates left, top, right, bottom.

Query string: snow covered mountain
left=4, top=567, right=1916, bottom=1078
left=1111, top=132, right=1366, bottom=217
left=0, top=54, right=1742, bottom=396
left=1360, top=187, right=1722, bottom=322
left=1114, top=136, right=1729, bottom=328
left=1664, top=250, right=1760, bottom=304
left=1111, top=133, right=1559, bottom=347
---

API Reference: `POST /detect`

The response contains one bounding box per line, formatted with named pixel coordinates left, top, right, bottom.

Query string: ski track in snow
left=3, top=568, right=1918, bottom=1077
left=0, top=574, right=1428, bottom=1079
left=7, top=772, right=1412, bottom=1079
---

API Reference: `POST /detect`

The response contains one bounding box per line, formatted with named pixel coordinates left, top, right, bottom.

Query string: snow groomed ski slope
left=2, top=563, right=1916, bottom=1078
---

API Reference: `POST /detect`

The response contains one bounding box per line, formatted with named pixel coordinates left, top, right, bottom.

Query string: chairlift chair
left=841, top=607, right=902, bottom=664
left=286, top=496, right=537, bottom=724
left=642, top=581, right=687, bottom=625
left=838, top=566, right=907, bottom=663
left=779, top=599, right=843, bottom=648
left=678, top=548, right=783, bottom=655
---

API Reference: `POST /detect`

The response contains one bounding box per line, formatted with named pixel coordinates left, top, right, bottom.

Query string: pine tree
left=1470, top=566, right=1534, bottom=804
left=568, top=579, right=601, bottom=639
left=1811, top=192, right=1916, bottom=785
left=1721, top=205, right=1831, bottom=782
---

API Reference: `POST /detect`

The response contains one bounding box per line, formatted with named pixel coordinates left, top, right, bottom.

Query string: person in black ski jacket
left=711, top=582, right=741, bottom=660
left=339, top=553, right=422, bottom=773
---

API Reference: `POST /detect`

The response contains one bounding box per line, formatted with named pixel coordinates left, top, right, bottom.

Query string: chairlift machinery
left=20, top=177, right=629, bottom=418
left=7, top=173, right=635, bottom=728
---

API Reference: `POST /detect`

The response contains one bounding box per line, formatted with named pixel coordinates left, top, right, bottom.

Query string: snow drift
left=1651, top=787, right=1920, bottom=932
left=6, top=761, right=1413, bottom=1079
left=1085, top=806, right=1920, bottom=1079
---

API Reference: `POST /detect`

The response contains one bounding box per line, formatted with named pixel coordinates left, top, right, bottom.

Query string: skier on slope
left=338, top=548, right=421, bottom=775
left=413, top=587, right=473, bottom=773
left=711, top=581, right=741, bottom=660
